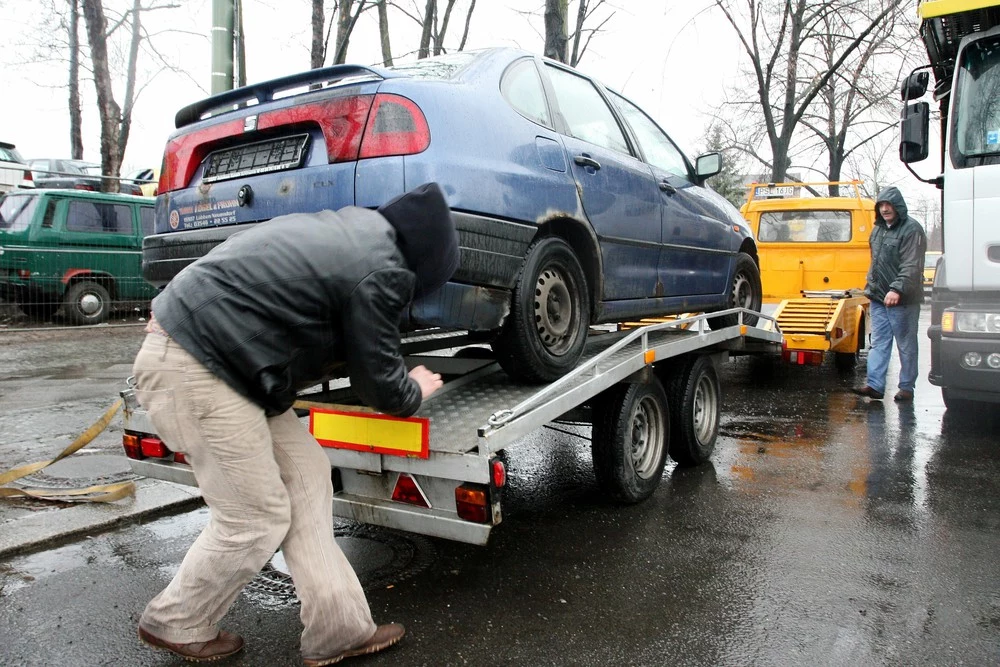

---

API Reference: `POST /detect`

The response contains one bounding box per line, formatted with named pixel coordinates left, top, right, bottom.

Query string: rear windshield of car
left=758, top=210, right=852, bottom=243
left=0, top=146, right=24, bottom=163
left=389, top=51, right=477, bottom=79
left=0, top=193, right=39, bottom=232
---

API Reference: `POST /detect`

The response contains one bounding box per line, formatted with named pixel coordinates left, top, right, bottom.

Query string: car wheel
left=493, top=236, right=590, bottom=382
left=591, top=378, right=670, bottom=504
left=665, top=354, right=721, bottom=467
left=709, top=252, right=762, bottom=330
left=64, top=281, right=111, bottom=325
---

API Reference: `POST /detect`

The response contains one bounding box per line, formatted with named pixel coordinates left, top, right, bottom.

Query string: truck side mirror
left=900, top=71, right=929, bottom=101
left=695, top=152, right=722, bottom=180
left=900, top=101, right=929, bottom=163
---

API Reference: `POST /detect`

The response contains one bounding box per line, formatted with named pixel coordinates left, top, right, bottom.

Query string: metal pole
left=211, top=0, right=235, bottom=94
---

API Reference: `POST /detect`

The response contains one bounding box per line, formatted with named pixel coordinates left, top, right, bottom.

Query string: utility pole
left=211, top=0, right=235, bottom=94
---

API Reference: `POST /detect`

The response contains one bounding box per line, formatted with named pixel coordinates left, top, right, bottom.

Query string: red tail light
left=391, top=473, right=431, bottom=508
left=123, top=434, right=143, bottom=460
left=359, top=94, right=430, bottom=159
left=455, top=484, right=490, bottom=523
left=491, top=459, right=506, bottom=488
left=22, top=169, right=32, bottom=184
left=173, top=451, right=189, bottom=465
left=140, top=437, right=170, bottom=458
left=74, top=184, right=97, bottom=191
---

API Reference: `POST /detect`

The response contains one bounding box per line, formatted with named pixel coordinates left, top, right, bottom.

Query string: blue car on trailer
left=143, top=47, right=762, bottom=382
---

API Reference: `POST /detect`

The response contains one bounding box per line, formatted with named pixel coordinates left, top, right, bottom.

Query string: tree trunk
left=81, top=0, right=121, bottom=192
left=311, top=0, right=325, bottom=68
left=544, top=0, right=568, bottom=63
left=68, top=0, right=83, bottom=160
left=377, top=0, right=392, bottom=66
left=433, top=0, right=457, bottom=55
left=458, top=0, right=476, bottom=51
left=117, top=0, right=142, bottom=161
left=418, top=0, right=434, bottom=59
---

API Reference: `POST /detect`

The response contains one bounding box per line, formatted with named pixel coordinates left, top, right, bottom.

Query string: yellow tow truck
left=741, top=180, right=875, bottom=370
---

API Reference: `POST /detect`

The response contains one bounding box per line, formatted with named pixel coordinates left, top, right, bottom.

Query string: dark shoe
left=303, top=623, right=406, bottom=666
left=851, top=385, right=884, bottom=400
left=894, top=389, right=914, bottom=402
left=138, top=625, right=244, bottom=662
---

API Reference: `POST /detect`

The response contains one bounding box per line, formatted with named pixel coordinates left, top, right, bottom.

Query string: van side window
left=140, top=206, right=154, bottom=237
left=41, top=200, right=57, bottom=228
left=67, top=201, right=133, bottom=234
left=758, top=210, right=852, bottom=242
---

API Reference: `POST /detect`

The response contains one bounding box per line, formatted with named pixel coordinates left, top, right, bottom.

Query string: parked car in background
left=0, top=189, right=157, bottom=324
left=124, top=167, right=159, bottom=197
left=27, top=158, right=144, bottom=196
left=144, top=47, right=763, bottom=381
left=0, top=142, right=34, bottom=194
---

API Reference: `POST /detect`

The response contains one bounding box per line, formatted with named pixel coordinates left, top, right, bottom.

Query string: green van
left=0, top=189, right=158, bottom=324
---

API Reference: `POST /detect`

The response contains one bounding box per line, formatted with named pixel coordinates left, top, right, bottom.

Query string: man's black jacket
left=865, top=186, right=927, bottom=306
left=153, top=204, right=450, bottom=418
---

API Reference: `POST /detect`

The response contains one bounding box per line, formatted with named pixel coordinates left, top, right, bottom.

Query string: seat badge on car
left=244, top=115, right=257, bottom=132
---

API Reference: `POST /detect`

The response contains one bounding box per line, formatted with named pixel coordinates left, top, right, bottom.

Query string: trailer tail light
left=141, top=437, right=170, bottom=458
left=359, top=94, right=430, bottom=159
left=783, top=349, right=824, bottom=366
left=491, top=459, right=506, bottom=488
left=122, top=433, right=143, bottom=460
left=173, top=451, right=189, bottom=465
left=456, top=484, right=490, bottom=523
left=391, top=473, right=431, bottom=509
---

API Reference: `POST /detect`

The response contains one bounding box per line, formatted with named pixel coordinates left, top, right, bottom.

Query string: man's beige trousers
left=132, top=334, right=376, bottom=659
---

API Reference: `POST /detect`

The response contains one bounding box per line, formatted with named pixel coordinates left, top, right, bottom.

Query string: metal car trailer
left=121, top=309, right=781, bottom=545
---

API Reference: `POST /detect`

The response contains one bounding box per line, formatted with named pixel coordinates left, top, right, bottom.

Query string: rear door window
left=66, top=201, right=134, bottom=234
left=758, top=210, right=852, bottom=242
left=545, top=65, right=631, bottom=156
left=0, top=194, right=39, bottom=232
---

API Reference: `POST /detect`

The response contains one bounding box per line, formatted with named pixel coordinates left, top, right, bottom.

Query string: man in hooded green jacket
left=853, top=186, right=927, bottom=401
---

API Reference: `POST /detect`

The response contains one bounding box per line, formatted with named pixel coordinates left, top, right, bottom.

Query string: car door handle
left=573, top=155, right=601, bottom=170
left=659, top=180, right=677, bottom=195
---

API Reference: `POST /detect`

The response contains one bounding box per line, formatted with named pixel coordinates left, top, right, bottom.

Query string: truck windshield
left=951, top=34, right=1000, bottom=167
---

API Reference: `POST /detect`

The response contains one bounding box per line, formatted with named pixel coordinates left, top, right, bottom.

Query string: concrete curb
left=0, top=478, right=203, bottom=559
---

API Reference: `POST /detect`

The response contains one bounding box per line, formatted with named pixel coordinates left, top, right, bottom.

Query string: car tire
left=493, top=236, right=590, bottom=383
left=665, top=354, right=721, bottom=467
left=64, top=281, right=111, bottom=325
left=709, top=252, right=762, bottom=330
left=591, top=378, right=670, bottom=504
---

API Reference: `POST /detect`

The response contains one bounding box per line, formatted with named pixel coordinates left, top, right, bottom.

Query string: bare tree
left=544, top=0, right=568, bottom=62
left=68, top=0, right=83, bottom=159
left=377, top=0, right=393, bottom=66
left=392, top=0, right=478, bottom=59
left=714, top=0, right=904, bottom=183
left=309, top=0, right=370, bottom=68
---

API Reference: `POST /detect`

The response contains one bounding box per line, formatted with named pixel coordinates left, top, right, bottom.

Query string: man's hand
left=884, top=290, right=901, bottom=307
left=409, top=365, right=443, bottom=399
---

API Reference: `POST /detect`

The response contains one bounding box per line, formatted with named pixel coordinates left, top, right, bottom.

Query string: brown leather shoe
left=303, top=623, right=406, bottom=666
left=138, top=625, right=244, bottom=662
left=894, top=389, right=914, bottom=402
left=851, top=385, right=884, bottom=400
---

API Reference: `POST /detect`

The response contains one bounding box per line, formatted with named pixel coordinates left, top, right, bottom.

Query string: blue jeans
left=866, top=301, right=921, bottom=393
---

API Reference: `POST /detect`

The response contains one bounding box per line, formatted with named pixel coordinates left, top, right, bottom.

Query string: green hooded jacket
left=865, top=186, right=927, bottom=305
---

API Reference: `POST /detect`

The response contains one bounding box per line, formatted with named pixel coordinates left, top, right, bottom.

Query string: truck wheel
left=64, top=281, right=111, bottom=325
left=709, top=253, right=762, bottom=330
left=591, top=378, right=670, bottom=504
left=942, top=388, right=976, bottom=412
left=666, top=355, right=721, bottom=466
left=493, top=236, right=590, bottom=382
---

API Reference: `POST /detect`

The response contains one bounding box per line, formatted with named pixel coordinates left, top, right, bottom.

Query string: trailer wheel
left=591, top=378, right=670, bottom=504
left=834, top=313, right=865, bottom=370
left=64, top=281, right=111, bottom=325
left=709, top=252, right=762, bottom=330
left=666, top=355, right=721, bottom=466
left=493, top=236, right=590, bottom=382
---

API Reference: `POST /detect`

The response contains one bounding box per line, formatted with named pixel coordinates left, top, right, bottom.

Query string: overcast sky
left=0, top=0, right=936, bottom=208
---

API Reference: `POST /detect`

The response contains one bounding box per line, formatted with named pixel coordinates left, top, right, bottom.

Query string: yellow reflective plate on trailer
left=310, top=408, right=430, bottom=459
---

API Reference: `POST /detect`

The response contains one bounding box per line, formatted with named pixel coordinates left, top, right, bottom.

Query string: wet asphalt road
left=1, top=310, right=999, bottom=666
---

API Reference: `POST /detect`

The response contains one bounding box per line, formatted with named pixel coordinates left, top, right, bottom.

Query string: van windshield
left=0, top=193, right=39, bottom=232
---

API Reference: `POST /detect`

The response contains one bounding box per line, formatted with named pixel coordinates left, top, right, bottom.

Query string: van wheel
left=709, top=253, right=762, bottom=329
left=493, top=237, right=590, bottom=382
left=22, top=302, right=59, bottom=322
left=592, top=378, right=670, bottom=504
left=64, top=281, right=111, bottom=325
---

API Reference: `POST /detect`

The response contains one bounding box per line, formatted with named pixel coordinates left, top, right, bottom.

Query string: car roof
left=10, top=188, right=153, bottom=203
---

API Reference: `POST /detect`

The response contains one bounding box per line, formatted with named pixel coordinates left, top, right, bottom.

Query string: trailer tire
left=834, top=313, right=865, bottom=370
left=64, top=281, right=111, bottom=325
left=493, top=236, right=590, bottom=383
left=709, top=253, right=762, bottom=330
left=591, top=378, right=670, bottom=504
left=666, top=355, right=721, bottom=466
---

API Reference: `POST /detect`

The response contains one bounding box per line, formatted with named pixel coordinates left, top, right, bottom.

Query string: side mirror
left=900, top=101, right=930, bottom=163
left=900, top=71, right=929, bottom=101
left=695, top=152, right=722, bottom=180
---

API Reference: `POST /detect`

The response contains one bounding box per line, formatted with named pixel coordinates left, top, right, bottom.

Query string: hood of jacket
left=377, top=182, right=460, bottom=297
left=874, top=186, right=909, bottom=228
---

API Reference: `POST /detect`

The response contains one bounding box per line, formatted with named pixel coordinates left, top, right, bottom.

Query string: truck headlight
left=954, top=312, right=1000, bottom=333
